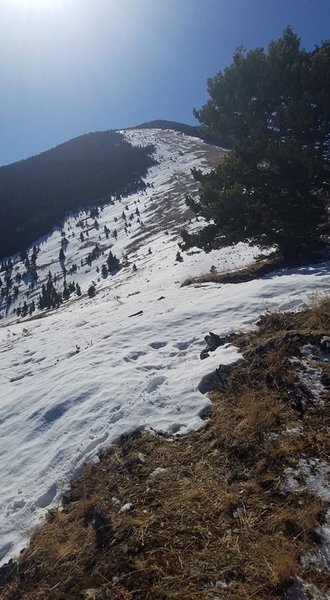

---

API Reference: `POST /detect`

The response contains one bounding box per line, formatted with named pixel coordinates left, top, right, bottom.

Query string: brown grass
left=1, top=298, right=330, bottom=600
left=181, top=256, right=282, bottom=287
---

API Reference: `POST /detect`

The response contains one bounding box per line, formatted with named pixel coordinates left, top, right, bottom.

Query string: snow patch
left=285, top=457, right=330, bottom=573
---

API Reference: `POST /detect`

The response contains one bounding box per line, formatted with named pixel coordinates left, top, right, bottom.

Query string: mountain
left=0, top=130, right=155, bottom=258
left=0, top=127, right=329, bottom=599
left=0, top=121, right=232, bottom=261
left=129, top=119, right=233, bottom=148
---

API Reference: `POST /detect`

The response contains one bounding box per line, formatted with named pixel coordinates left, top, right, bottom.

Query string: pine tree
left=87, top=284, right=96, bottom=298
left=62, top=284, right=70, bottom=300
left=107, top=250, right=120, bottom=272
left=182, top=28, right=330, bottom=262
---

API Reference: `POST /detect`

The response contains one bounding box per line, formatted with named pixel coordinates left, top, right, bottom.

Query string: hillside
left=130, top=119, right=233, bottom=148
left=0, top=127, right=329, bottom=599
left=0, top=130, right=155, bottom=258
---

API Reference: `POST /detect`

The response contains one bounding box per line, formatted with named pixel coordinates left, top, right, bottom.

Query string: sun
left=9, top=0, right=65, bottom=9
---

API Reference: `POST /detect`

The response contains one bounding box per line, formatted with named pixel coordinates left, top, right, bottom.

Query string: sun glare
left=9, top=0, right=65, bottom=9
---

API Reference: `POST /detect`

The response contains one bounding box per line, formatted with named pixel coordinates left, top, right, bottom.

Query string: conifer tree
left=181, top=29, right=330, bottom=262
left=107, top=250, right=120, bottom=272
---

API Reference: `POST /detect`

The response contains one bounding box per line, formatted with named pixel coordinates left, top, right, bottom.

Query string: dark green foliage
left=86, top=244, right=101, bottom=267
left=62, top=284, right=70, bottom=301
left=0, top=131, right=155, bottom=258
left=38, top=280, right=62, bottom=310
left=182, top=29, right=330, bottom=261
left=87, top=284, right=96, bottom=298
left=107, top=250, right=120, bottom=272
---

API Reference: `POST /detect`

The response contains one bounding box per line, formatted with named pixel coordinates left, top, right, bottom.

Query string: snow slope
left=0, top=128, right=330, bottom=566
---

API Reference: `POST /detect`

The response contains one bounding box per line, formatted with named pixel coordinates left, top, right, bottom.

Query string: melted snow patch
left=285, top=457, right=330, bottom=572
left=292, top=343, right=329, bottom=405
left=150, top=467, right=168, bottom=477
left=284, top=457, right=330, bottom=501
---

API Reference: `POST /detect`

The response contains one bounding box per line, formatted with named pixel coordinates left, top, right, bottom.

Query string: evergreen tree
left=62, top=284, right=70, bottom=300
left=107, top=250, right=120, bottom=272
left=182, top=29, right=330, bottom=262
left=87, top=284, right=96, bottom=298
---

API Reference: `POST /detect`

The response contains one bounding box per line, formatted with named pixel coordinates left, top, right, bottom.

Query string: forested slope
left=0, top=130, right=155, bottom=258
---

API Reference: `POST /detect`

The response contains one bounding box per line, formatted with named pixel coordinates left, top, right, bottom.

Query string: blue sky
left=0, top=0, right=329, bottom=166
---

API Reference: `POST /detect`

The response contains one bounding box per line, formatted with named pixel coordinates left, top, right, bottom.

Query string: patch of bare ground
left=182, top=256, right=282, bottom=286
left=1, top=298, right=330, bottom=600
left=181, top=249, right=330, bottom=287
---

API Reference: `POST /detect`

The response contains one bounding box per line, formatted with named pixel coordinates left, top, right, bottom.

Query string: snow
left=285, top=458, right=330, bottom=572
left=0, top=128, right=330, bottom=566
left=150, top=467, right=168, bottom=477
left=284, top=458, right=330, bottom=502
left=119, top=503, right=133, bottom=513
left=290, top=342, right=329, bottom=406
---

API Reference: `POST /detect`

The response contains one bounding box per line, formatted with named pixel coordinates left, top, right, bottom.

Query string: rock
left=85, top=510, right=113, bottom=548
left=200, top=331, right=226, bottom=359
left=287, top=576, right=330, bottom=600
left=128, top=310, right=143, bottom=317
left=119, top=502, right=133, bottom=513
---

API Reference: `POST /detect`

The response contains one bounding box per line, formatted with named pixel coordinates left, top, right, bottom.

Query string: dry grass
left=1, top=298, right=330, bottom=600
left=181, top=257, right=282, bottom=287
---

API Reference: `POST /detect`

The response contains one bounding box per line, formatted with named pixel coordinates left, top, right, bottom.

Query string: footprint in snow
left=149, top=341, right=167, bottom=349
left=145, top=375, right=166, bottom=394
left=37, top=484, right=57, bottom=508
left=7, top=498, right=26, bottom=514
left=124, top=350, right=146, bottom=362
left=175, top=339, right=196, bottom=351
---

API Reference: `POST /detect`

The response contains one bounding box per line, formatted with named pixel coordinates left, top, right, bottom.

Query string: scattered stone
left=287, top=576, right=329, bottom=600
left=119, top=503, right=133, bottom=513
left=128, top=310, right=143, bottom=317
left=200, top=331, right=226, bottom=359
left=150, top=467, right=168, bottom=477
left=85, top=510, right=113, bottom=547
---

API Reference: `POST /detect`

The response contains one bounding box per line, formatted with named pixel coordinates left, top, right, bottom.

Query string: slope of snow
left=0, top=128, right=330, bottom=566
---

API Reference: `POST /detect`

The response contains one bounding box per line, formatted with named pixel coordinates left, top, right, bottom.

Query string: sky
left=0, top=0, right=329, bottom=166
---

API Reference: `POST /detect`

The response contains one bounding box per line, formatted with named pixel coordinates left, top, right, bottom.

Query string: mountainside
left=0, top=130, right=155, bottom=258
left=0, top=128, right=329, bottom=599
left=0, top=120, right=232, bottom=261
left=130, top=119, right=233, bottom=148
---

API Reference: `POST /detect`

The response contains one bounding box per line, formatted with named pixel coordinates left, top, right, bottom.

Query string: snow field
left=0, top=129, right=330, bottom=566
